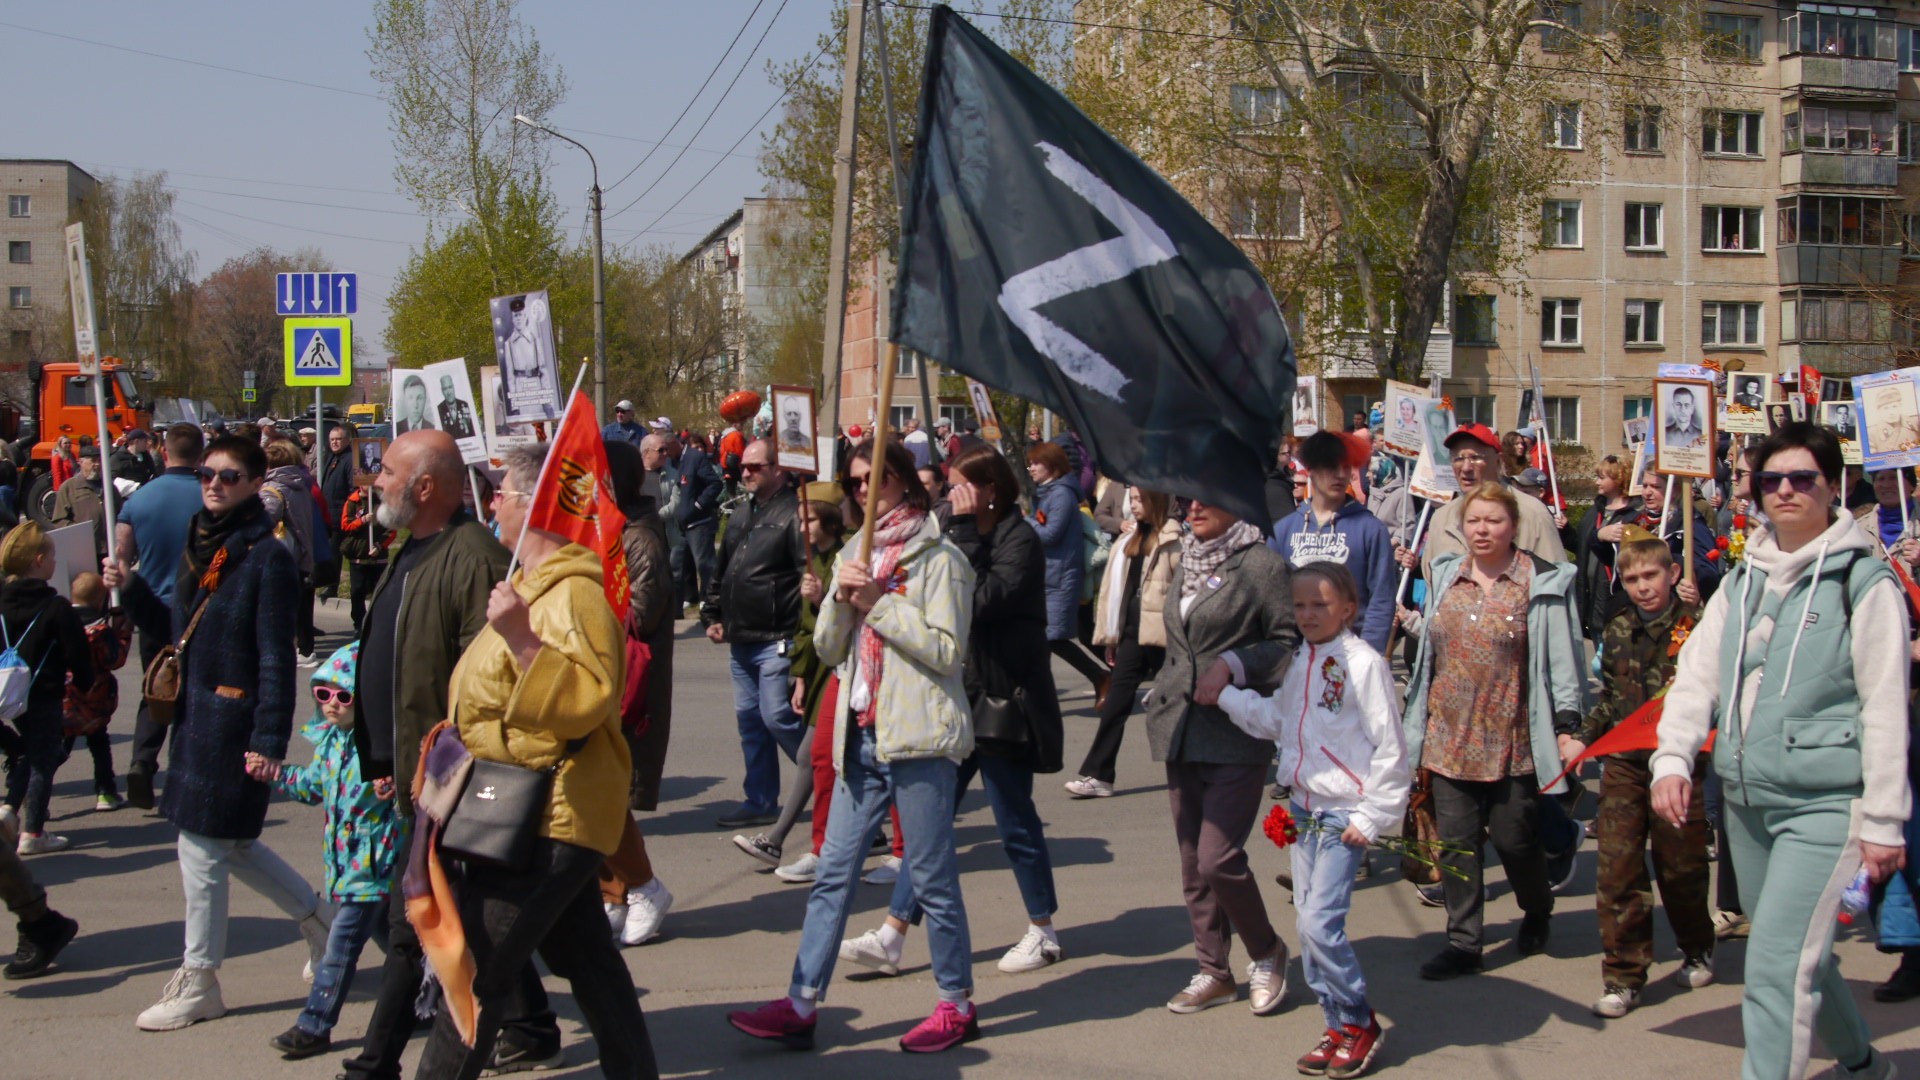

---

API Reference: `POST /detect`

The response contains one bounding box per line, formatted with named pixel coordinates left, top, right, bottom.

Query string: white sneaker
left=997, top=925, right=1063, bottom=973
left=621, top=878, right=672, bottom=946
left=773, top=852, right=820, bottom=884
left=136, top=965, right=227, bottom=1031
left=603, top=901, right=628, bottom=936
left=839, top=928, right=901, bottom=976
left=1673, top=951, right=1715, bottom=989
left=1592, top=986, right=1639, bottom=1018
left=1063, top=776, right=1114, bottom=799
left=17, top=833, right=69, bottom=855
left=95, top=792, right=126, bottom=812
left=861, top=855, right=902, bottom=885
left=1247, top=947, right=1288, bottom=1015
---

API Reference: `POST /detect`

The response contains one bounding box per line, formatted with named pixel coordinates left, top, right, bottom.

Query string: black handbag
left=971, top=689, right=1032, bottom=753
left=441, top=738, right=586, bottom=871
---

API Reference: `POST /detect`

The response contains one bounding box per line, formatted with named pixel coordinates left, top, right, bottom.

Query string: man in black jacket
left=701, top=438, right=806, bottom=828
left=673, top=436, right=723, bottom=609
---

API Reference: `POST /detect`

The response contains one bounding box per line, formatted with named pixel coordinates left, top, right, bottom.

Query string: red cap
left=1444, top=423, right=1502, bottom=452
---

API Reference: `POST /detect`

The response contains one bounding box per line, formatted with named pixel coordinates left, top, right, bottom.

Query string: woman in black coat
left=849, top=444, right=1068, bottom=977
left=0, top=521, right=96, bottom=853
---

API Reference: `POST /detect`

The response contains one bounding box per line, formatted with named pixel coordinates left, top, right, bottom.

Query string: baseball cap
left=1514, top=467, right=1549, bottom=489
left=1444, top=423, right=1502, bottom=452
left=615, top=399, right=634, bottom=411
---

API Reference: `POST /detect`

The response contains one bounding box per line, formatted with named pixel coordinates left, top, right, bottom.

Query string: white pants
left=178, top=830, right=319, bottom=969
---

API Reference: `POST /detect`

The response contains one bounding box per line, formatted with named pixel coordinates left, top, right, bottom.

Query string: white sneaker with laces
left=861, top=855, right=902, bottom=885
left=17, top=833, right=69, bottom=855
left=1673, top=951, right=1715, bottom=989
left=1063, top=776, right=1114, bottom=799
left=773, top=852, right=820, bottom=883
left=136, top=965, right=227, bottom=1031
left=603, top=901, right=628, bottom=937
left=997, top=925, right=1063, bottom=973
left=1247, top=948, right=1288, bottom=1015
left=839, top=928, right=901, bottom=976
left=621, top=878, right=673, bottom=946
left=1592, top=986, right=1639, bottom=1018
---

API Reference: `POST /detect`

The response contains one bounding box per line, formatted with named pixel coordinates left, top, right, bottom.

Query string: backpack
left=0, top=611, right=45, bottom=723
left=1079, top=510, right=1111, bottom=604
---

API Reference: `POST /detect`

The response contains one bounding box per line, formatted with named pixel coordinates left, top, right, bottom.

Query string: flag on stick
left=524, top=389, right=629, bottom=613
left=891, top=5, right=1295, bottom=523
left=1539, top=689, right=1715, bottom=792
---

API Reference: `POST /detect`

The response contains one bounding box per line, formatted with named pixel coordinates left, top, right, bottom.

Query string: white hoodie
left=1652, top=511, right=1911, bottom=847
left=1218, top=629, right=1411, bottom=842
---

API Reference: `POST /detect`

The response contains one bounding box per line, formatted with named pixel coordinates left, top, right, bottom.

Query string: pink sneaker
left=899, top=1001, right=980, bottom=1053
left=727, top=998, right=817, bottom=1050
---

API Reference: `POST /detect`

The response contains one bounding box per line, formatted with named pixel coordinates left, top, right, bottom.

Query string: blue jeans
left=298, top=898, right=391, bottom=1036
left=890, top=753, right=1058, bottom=924
left=790, top=725, right=972, bottom=1004
left=730, top=641, right=804, bottom=810
left=1290, top=805, right=1371, bottom=1029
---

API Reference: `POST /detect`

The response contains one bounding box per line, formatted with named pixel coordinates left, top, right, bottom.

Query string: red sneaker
left=727, top=998, right=817, bottom=1050
left=1296, top=1028, right=1343, bottom=1074
left=899, top=1001, right=980, bottom=1053
left=1328, top=1015, right=1384, bottom=1079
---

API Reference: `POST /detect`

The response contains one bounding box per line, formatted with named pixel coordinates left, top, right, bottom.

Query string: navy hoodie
left=1269, top=498, right=1397, bottom=652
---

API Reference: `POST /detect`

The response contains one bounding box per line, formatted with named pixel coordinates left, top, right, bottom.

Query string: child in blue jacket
left=264, top=643, right=405, bottom=1059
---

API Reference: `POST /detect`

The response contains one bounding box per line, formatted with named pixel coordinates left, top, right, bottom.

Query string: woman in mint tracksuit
left=1653, top=423, right=1910, bottom=1080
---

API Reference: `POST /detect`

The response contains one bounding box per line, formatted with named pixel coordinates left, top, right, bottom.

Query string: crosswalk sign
left=284, top=317, right=352, bottom=386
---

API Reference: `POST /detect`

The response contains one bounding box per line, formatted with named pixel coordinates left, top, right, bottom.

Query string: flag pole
left=816, top=0, right=870, bottom=443
left=508, top=360, right=591, bottom=577
left=856, top=343, right=904, bottom=562
left=870, top=0, right=942, bottom=457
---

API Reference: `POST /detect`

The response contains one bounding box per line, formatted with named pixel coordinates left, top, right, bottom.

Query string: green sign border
left=284, top=317, right=353, bottom=387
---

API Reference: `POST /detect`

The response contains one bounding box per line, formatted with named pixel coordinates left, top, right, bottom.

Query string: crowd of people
left=0, top=396, right=1912, bottom=1080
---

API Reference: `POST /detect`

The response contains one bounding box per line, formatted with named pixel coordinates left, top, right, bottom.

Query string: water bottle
left=1839, top=867, right=1872, bottom=926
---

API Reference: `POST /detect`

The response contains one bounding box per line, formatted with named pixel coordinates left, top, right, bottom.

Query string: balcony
left=1779, top=243, right=1902, bottom=286
left=1782, top=54, right=1898, bottom=98
left=1781, top=152, right=1899, bottom=187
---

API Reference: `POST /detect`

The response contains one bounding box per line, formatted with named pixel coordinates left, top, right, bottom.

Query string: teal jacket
left=1402, top=550, right=1591, bottom=795
left=277, top=715, right=406, bottom=903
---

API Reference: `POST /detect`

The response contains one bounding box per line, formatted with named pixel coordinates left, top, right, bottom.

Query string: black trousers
left=341, top=832, right=559, bottom=1080
left=1048, top=638, right=1108, bottom=690
left=416, top=839, right=657, bottom=1080
left=1076, top=636, right=1162, bottom=783
left=1432, top=773, right=1554, bottom=954
left=128, top=629, right=167, bottom=777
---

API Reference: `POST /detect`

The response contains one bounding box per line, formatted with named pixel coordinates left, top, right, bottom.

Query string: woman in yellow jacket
left=414, top=444, right=657, bottom=1080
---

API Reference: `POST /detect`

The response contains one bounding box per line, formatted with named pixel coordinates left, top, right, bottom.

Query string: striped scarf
left=854, top=503, right=927, bottom=727
left=1179, top=519, right=1264, bottom=599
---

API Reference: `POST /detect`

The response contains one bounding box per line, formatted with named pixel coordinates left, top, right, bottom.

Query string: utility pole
left=818, top=0, right=869, bottom=441
left=516, top=115, right=607, bottom=417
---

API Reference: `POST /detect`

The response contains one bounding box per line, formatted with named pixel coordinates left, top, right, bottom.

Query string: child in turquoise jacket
left=264, top=643, right=406, bottom=1059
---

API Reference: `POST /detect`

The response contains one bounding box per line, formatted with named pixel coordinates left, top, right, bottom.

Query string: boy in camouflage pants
left=1557, top=534, right=1714, bottom=1019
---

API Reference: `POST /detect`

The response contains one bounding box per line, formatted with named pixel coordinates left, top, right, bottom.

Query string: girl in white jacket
left=1219, top=562, right=1410, bottom=1078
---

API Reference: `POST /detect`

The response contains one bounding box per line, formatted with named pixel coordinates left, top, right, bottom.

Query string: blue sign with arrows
left=276, top=272, right=358, bottom=316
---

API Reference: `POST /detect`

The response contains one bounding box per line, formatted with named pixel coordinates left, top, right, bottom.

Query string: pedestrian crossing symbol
left=283, top=317, right=352, bottom=386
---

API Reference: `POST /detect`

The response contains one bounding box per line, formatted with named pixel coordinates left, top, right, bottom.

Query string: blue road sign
left=284, top=317, right=353, bottom=386
left=276, top=272, right=358, bottom=316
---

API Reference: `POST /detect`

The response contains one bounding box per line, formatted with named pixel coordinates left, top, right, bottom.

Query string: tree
left=186, top=247, right=330, bottom=416
left=77, top=172, right=195, bottom=382
left=612, top=248, right=747, bottom=422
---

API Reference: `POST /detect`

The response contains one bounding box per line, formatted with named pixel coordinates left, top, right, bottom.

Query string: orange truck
left=18, top=359, right=153, bottom=524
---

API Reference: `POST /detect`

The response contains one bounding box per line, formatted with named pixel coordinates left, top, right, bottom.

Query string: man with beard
left=336, top=431, right=565, bottom=1078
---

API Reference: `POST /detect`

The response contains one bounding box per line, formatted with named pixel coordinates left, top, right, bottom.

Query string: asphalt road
left=5, top=603, right=1919, bottom=1078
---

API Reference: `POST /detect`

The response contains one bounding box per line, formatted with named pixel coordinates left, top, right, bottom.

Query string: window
left=1623, top=298, right=1663, bottom=345
left=1903, top=25, right=1920, bottom=70
left=1454, top=294, right=1497, bottom=344
left=1704, top=12, right=1763, bottom=60
left=1786, top=105, right=1896, bottom=154
left=1540, top=397, right=1580, bottom=443
left=6, top=287, right=27, bottom=309
left=1230, top=84, right=1286, bottom=125
left=6, top=241, right=26, bottom=265
left=1703, top=110, right=1763, bottom=156
left=1624, top=105, right=1662, bottom=152
left=1452, top=395, right=1497, bottom=428
left=937, top=403, right=969, bottom=428
left=895, top=350, right=917, bottom=377
left=1702, top=301, right=1763, bottom=346
left=1542, top=199, right=1582, bottom=247
left=888, top=405, right=917, bottom=429
left=1539, top=1, right=1582, bottom=52
left=1782, top=292, right=1892, bottom=342
left=1785, top=7, right=1896, bottom=60
left=1229, top=191, right=1305, bottom=239
left=1778, top=194, right=1897, bottom=246
left=1703, top=205, right=1764, bottom=251
left=1624, top=203, right=1663, bottom=250
left=1541, top=297, right=1581, bottom=345
left=6, top=330, right=28, bottom=356
left=5, top=195, right=26, bottom=218
left=1546, top=102, right=1583, bottom=148
left=1623, top=396, right=1654, bottom=440
left=1904, top=121, right=1920, bottom=164
left=1905, top=212, right=1920, bottom=255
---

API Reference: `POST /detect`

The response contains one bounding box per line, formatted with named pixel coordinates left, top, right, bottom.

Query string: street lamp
left=515, top=114, right=607, bottom=418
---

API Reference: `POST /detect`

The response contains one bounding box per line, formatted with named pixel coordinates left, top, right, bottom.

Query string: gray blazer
left=1145, top=543, right=1300, bottom=766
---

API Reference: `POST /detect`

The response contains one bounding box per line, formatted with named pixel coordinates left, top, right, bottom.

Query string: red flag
left=1801, top=364, right=1824, bottom=410
left=525, top=390, right=630, bottom=613
left=1540, top=690, right=1715, bottom=792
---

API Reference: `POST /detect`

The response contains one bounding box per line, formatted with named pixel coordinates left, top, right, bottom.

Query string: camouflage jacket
left=1578, top=599, right=1700, bottom=747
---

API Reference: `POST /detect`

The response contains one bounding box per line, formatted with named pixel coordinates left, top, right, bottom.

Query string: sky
left=0, top=0, right=838, bottom=367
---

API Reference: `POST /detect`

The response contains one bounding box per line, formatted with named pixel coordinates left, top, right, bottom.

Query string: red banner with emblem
left=1540, top=689, right=1715, bottom=792
left=525, top=390, right=629, bottom=613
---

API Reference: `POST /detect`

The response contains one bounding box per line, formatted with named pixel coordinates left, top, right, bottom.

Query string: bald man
left=341, top=431, right=562, bottom=1077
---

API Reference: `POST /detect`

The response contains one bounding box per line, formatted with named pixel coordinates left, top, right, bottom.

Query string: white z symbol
left=996, top=143, right=1176, bottom=403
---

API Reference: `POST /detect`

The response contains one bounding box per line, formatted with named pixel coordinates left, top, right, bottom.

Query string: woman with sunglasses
left=1652, top=423, right=1911, bottom=1080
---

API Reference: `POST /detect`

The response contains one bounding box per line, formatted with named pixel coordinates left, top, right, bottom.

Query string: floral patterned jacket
left=277, top=716, right=406, bottom=902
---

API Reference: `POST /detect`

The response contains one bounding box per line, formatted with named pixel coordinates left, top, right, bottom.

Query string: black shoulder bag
left=441, top=735, right=588, bottom=871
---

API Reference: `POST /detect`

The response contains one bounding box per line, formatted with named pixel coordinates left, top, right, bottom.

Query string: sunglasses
left=197, top=467, right=248, bottom=486
left=741, top=463, right=769, bottom=474
left=313, top=686, right=354, bottom=706
left=844, top=475, right=870, bottom=492
left=1756, top=470, right=1822, bottom=495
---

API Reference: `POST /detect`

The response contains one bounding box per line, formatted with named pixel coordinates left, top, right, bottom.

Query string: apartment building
left=681, top=197, right=814, bottom=397
left=0, top=160, right=99, bottom=370
left=1067, top=3, right=1920, bottom=454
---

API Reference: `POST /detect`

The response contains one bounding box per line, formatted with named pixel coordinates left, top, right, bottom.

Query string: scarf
left=405, top=721, right=479, bottom=1046
left=185, top=494, right=266, bottom=586
left=1878, top=503, right=1906, bottom=551
left=853, top=503, right=927, bottom=728
left=1179, top=519, right=1264, bottom=599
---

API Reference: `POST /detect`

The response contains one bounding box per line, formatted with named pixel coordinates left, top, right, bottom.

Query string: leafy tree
left=185, top=247, right=330, bottom=416
left=76, top=172, right=196, bottom=384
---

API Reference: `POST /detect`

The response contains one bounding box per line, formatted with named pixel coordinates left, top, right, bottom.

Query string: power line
left=603, top=0, right=771, bottom=194
left=174, top=200, right=416, bottom=247
left=0, top=19, right=383, bottom=100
